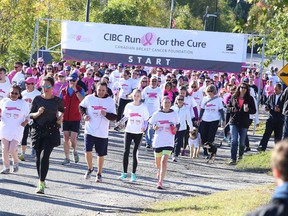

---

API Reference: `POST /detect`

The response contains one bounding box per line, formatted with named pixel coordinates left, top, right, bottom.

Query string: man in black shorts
left=60, top=73, right=85, bottom=165
left=79, top=82, right=117, bottom=182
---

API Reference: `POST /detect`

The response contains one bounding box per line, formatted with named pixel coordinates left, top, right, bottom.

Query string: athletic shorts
left=62, top=121, right=80, bottom=133
left=154, top=146, right=174, bottom=158
left=84, top=134, right=108, bottom=156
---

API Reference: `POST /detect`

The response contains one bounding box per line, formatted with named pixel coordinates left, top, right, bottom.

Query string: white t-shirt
left=191, top=90, right=203, bottom=112
left=80, top=95, right=116, bottom=138
left=149, top=110, right=179, bottom=148
left=118, top=78, right=134, bottom=99
left=109, top=70, right=121, bottom=88
left=183, top=95, right=198, bottom=119
left=201, top=96, right=223, bottom=122
left=142, top=86, right=162, bottom=116
left=124, top=102, right=149, bottom=134
left=188, top=133, right=201, bottom=148
left=12, top=72, right=25, bottom=85
left=22, top=89, right=41, bottom=107
left=0, top=81, right=11, bottom=101
left=0, top=98, right=30, bottom=142
left=131, top=78, right=140, bottom=89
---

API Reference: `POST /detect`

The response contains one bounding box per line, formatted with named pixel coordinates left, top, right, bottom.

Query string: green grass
left=140, top=185, right=274, bottom=216
left=237, top=150, right=272, bottom=174
left=254, top=122, right=266, bottom=135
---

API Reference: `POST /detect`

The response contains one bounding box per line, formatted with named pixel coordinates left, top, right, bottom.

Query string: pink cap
left=64, top=62, right=69, bottom=67
left=25, top=77, right=36, bottom=84
left=37, top=57, right=44, bottom=63
left=25, top=67, right=33, bottom=75
left=57, top=71, right=66, bottom=76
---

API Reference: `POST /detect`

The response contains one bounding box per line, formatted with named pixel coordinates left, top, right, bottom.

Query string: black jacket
left=227, top=95, right=256, bottom=128
left=280, top=87, right=288, bottom=116
left=265, top=93, right=284, bottom=121
left=247, top=198, right=288, bottom=216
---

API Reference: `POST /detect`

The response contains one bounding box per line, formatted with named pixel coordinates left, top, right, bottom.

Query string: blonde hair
left=205, top=84, right=217, bottom=95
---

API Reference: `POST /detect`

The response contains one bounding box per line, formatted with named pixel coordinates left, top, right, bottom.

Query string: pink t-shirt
left=265, top=85, right=274, bottom=97
left=238, top=98, right=244, bottom=110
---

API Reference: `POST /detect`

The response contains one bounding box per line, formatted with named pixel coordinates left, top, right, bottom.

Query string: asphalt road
left=0, top=120, right=274, bottom=216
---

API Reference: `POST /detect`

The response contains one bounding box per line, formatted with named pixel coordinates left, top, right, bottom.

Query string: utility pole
left=212, top=0, right=218, bottom=31
left=86, top=0, right=90, bottom=22
left=169, top=0, right=175, bottom=29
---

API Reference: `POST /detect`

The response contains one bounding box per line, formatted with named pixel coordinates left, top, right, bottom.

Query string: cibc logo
left=104, top=32, right=157, bottom=46
left=226, top=44, right=234, bottom=51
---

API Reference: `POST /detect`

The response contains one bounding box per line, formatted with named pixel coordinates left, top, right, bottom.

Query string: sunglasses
left=10, top=92, right=19, bottom=95
left=142, top=80, right=147, bottom=83
left=14, top=66, right=19, bottom=69
left=152, top=80, right=157, bottom=82
left=87, top=73, right=92, bottom=76
left=207, top=91, right=213, bottom=93
left=205, top=80, right=210, bottom=82
left=240, top=86, right=247, bottom=89
left=178, top=98, right=184, bottom=101
left=47, top=68, right=53, bottom=70
left=42, top=85, right=52, bottom=89
left=69, top=79, right=77, bottom=82
left=38, top=62, right=43, bottom=63
left=25, top=83, right=34, bottom=85
left=133, top=73, right=139, bottom=75
left=59, top=76, right=64, bottom=78
left=191, top=86, right=197, bottom=88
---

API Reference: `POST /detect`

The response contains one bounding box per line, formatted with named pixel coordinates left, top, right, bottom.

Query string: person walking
left=149, top=96, right=179, bottom=189
left=118, top=89, right=149, bottom=182
left=19, top=77, right=41, bottom=161
left=227, top=82, right=256, bottom=165
left=60, top=73, right=85, bottom=165
left=257, top=83, right=283, bottom=152
left=199, top=85, right=225, bottom=156
left=30, top=76, right=64, bottom=194
left=80, top=81, right=117, bottom=182
left=0, top=85, right=30, bottom=174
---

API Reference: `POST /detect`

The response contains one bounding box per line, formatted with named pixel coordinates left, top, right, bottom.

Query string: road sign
left=277, top=63, right=288, bottom=86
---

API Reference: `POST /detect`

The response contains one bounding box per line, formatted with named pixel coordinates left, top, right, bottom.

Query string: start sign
left=277, top=63, right=288, bottom=86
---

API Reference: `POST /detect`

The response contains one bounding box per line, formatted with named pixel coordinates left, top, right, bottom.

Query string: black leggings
left=21, top=124, right=30, bottom=146
left=117, top=98, right=131, bottom=121
left=35, top=137, right=55, bottom=182
left=200, top=120, right=219, bottom=154
left=123, top=132, right=143, bottom=173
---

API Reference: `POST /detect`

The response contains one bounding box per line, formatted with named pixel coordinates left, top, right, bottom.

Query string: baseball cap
left=66, top=73, right=78, bottom=81
left=25, top=67, right=33, bottom=75
left=118, top=63, right=124, bottom=67
left=37, top=57, right=44, bottom=63
left=25, top=77, right=36, bottom=84
left=199, top=74, right=205, bottom=79
left=64, top=66, right=71, bottom=71
left=243, top=77, right=249, bottom=83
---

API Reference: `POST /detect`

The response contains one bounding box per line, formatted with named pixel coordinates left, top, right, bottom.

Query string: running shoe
left=95, top=173, right=103, bottom=183
left=172, top=156, right=178, bottom=162
left=19, top=154, right=25, bottom=161
left=73, top=151, right=79, bottom=163
left=62, top=158, right=70, bottom=165
left=13, top=164, right=19, bottom=173
left=36, top=182, right=45, bottom=194
left=84, top=168, right=94, bottom=179
left=228, top=160, right=237, bottom=165
left=146, top=144, right=151, bottom=149
left=181, top=149, right=186, bottom=156
left=0, top=168, right=10, bottom=174
left=157, top=181, right=163, bottom=189
left=118, top=173, right=127, bottom=180
left=130, top=173, right=137, bottom=182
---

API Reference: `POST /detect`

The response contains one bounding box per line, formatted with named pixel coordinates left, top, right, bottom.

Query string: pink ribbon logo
left=141, top=32, right=156, bottom=46
left=76, top=35, right=82, bottom=41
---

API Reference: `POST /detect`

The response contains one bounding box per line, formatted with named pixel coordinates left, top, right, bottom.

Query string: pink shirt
left=265, top=85, right=274, bottom=97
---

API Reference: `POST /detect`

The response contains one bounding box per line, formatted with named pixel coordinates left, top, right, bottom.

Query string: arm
left=193, top=106, right=198, bottom=120
left=75, top=89, right=85, bottom=102
left=199, top=108, right=204, bottom=120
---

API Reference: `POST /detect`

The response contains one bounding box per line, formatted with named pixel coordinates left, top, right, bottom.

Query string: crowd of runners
left=0, top=57, right=286, bottom=193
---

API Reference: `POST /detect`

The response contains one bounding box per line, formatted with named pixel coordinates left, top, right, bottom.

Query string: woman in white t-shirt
left=199, top=85, right=225, bottom=157
left=0, top=85, right=30, bottom=174
left=149, top=96, right=179, bottom=189
left=118, top=89, right=149, bottom=182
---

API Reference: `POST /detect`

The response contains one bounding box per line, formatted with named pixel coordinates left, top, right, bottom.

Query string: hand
left=221, top=121, right=226, bottom=128
left=21, top=120, right=28, bottom=127
left=100, top=110, right=106, bottom=116
left=84, top=115, right=90, bottom=121
left=275, top=105, right=280, bottom=112
left=141, top=128, right=145, bottom=133
left=37, top=106, right=45, bottom=116
left=172, top=126, right=177, bottom=134
left=154, top=125, right=159, bottom=131
left=244, top=107, right=249, bottom=112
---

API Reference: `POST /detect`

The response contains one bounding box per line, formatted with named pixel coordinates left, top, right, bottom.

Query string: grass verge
left=237, top=151, right=272, bottom=174
left=140, top=185, right=274, bottom=216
